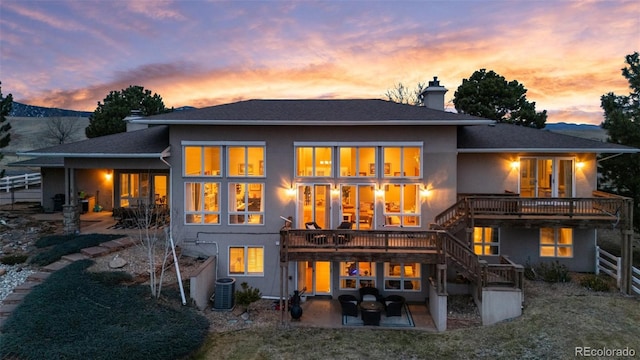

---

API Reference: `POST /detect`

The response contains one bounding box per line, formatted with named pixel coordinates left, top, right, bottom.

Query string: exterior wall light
left=511, top=161, right=520, bottom=170
left=286, top=186, right=296, bottom=197
left=375, top=187, right=385, bottom=197
left=576, top=161, right=585, bottom=170
left=331, top=186, right=340, bottom=196
left=105, top=170, right=112, bottom=181
left=420, top=187, right=431, bottom=198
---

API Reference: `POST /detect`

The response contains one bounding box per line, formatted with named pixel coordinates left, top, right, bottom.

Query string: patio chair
left=338, top=294, right=359, bottom=317
left=334, top=221, right=353, bottom=244
left=384, top=295, right=406, bottom=317
left=359, top=286, right=382, bottom=303
left=305, top=221, right=328, bottom=244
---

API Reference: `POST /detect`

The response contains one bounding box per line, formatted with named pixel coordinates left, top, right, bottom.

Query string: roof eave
left=458, top=148, right=640, bottom=153
left=131, top=119, right=494, bottom=126
left=15, top=152, right=168, bottom=158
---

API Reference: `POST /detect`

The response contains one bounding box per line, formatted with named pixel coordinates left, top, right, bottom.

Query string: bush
left=528, top=261, right=571, bottom=283
left=580, top=274, right=613, bottom=292
left=235, top=282, right=262, bottom=308
left=0, top=253, right=28, bottom=265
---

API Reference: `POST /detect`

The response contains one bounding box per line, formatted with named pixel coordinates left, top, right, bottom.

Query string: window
left=382, top=146, right=421, bottom=178
left=229, top=183, right=264, bottom=224
left=338, top=146, right=376, bottom=177
left=296, top=146, right=333, bottom=177
left=540, top=228, right=573, bottom=257
left=473, top=227, right=499, bottom=255
left=119, top=172, right=150, bottom=207
left=229, top=247, right=264, bottom=275
left=184, top=146, right=222, bottom=176
left=384, top=262, right=420, bottom=291
left=185, top=182, right=220, bottom=224
left=228, top=146, right=264, bottom=177
left=383, top=184, right=420, bottom=227
left=339, top=261, right=376, bottom=289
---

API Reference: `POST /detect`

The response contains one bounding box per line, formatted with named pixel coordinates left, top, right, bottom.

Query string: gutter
left=15, top=152, right=167, bottom=158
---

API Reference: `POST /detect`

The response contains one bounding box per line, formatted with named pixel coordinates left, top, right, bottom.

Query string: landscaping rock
left=109, top=256, right=128, bottom=269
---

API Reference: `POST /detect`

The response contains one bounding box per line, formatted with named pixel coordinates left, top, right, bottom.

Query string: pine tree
left=0, top=82, right=13, bottom=178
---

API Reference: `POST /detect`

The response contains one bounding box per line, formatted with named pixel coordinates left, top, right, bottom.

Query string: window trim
left=383, top=262, right=421, bottom=292
left=539, top=227, right=574, bottom=258
left=228, top=182, right=265, bottom=225
left=338, top=261, right=377, bottom=290
left=473, top=226, right=500, bottom=256
left=228, top=246, right=264, bottom=276
left=184, top=182, right=220, bottom=225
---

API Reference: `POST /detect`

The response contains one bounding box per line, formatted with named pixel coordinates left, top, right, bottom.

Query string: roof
left=17, top=125, right=170, bottom=158
left=458, top=123, right=639, bottom=153
left=8, top=156, right=64, bottom=167
left=131, top=99, right=493, bottom=126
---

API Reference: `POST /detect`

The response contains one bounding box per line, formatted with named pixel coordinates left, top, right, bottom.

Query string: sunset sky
left=1, top=0, right=638, bottom=125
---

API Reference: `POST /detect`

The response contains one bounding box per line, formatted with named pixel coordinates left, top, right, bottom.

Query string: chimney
left=420, top=76, right=448, bottom=111
left=124, top=109, right=146, bottom=132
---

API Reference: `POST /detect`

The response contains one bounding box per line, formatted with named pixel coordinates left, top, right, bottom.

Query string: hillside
left=9, top=102, right=92, bottom=118
left=545, top=122, right=608, bottom=142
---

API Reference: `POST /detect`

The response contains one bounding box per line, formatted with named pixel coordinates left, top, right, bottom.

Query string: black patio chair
left=384, top=295, right=406, bottom=317
left=304, top=221, right=328, bottom=244
left=359, top=286, right=382, bottom=303
left=338, top=294, right=359, bottom=317
left=334, top=221, right=353, bottom=244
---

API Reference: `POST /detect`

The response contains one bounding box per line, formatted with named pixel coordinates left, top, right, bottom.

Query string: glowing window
left=228, top=183, right=264, bottom=225
left=382, top=146, right=421, bottom=178
left=295, top=146, right=333, bottom=177
left=338, top=146, right=376, bottom=177
left=473, top=227, right=499, bottom=256
left=228, top=146, right=264, bottom=177
left=540, top=228, right=573, bottom=258
left=383, top=262, right=421, bottom=291
left=339, top=261, right=376, bottom=289
left=185, top=182, right=220, bottom=224
left=184, top=146, right=221, bottom=176
left=229, top=247, right=264, bottom=275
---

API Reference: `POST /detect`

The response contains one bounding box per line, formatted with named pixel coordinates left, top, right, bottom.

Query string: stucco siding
left=499, top=227, right=596, bottom=272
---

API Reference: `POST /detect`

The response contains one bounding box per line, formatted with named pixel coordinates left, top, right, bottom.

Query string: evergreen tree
left=0, top=82, right=13, bottom=178
left=599, top=52, right=640, bottom=230
left=85, top=85, right=170, bottom=138
left=453, top=69, right=547, bottom=128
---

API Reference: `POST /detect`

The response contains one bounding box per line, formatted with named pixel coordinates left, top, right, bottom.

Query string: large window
left=339, top=261, right=376, bottom=289
left=296, top=146, right=333, bottom=177
left=383, top=184, right=420, bottom=227
left=185, top=182, right=220, bottom=224
left=384, top=263, right=420, bottom=291
left=229, top=183, right=264, bottom=224
left=228, top=146, right=265, bottom=177
left=382, top=146, right=421, bottom=178
left=119, top=172, right=149, bottom=207
left=184, top=146, right=222, bottom=176
left=473, top=227, right=499, bottom=256
left=229, top=247, right=264, bottom=275
left=540, top=228, right=573, bottom=257
left=338, top=146, right=376, bottom=177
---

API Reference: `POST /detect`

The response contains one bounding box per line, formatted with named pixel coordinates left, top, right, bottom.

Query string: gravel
left=0, top=264, right=35, bottom=304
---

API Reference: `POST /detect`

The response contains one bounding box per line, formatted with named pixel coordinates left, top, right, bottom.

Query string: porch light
left=420, top=186, right=431, bottom=198
left=375, top=187, right=385, bottom=197
left=331, top=186, right=340, bottom=196
left=576, top=161, right=585, bottom=170
left=510, top=161, right=520, bottom=170
left=105, top=170, right=112, bottom=181
left=286, top=186, right=296, bottom=197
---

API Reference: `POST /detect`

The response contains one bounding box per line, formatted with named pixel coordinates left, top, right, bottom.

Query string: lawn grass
left=0, top=259, right=209, bottom=360
left=190, top=281, right=640, bottom=360
left=30, top=233, right=126, bottom=266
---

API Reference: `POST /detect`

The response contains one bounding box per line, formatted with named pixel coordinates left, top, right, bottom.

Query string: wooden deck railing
left=434, top=193, right=630, bottom=229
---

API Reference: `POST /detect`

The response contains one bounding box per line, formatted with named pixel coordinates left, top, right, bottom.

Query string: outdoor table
left=360, top=301, right=383, bottom=325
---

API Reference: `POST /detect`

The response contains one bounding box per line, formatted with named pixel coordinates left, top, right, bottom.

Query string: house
left=18, top=78, right=638, bottom=329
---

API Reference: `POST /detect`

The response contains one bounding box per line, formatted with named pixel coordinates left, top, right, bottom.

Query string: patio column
left=62, top=167, right=80, bottom=234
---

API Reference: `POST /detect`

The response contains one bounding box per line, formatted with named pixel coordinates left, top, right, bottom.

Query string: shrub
left=580, top=274, right=613, bottom=292
left=535, top=261, right=571, bottom=283
left=0, top=253, right=28, bottom=265
left=235, top=282, right=262, bottom=309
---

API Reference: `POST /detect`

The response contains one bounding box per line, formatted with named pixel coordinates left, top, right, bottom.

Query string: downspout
left=160, top=148, right=187, bottom=305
